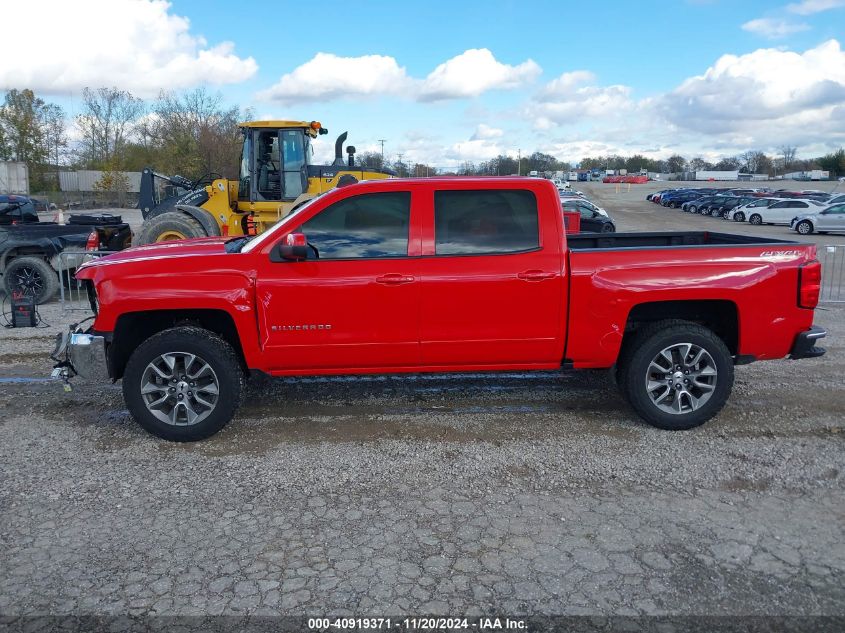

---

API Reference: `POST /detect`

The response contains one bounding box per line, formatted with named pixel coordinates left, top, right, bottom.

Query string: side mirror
left=277, top=232, right=309, bottom=261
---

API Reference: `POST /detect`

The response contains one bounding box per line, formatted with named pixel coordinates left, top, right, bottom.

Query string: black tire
left=688, top=205, right=697, bottom=214
left=795, top=220, right=813, bottom=235
left=749, top=213, right=763, bottom=226
left=3, top=256, right=59, bottom=304
left=122, top=326, right=244, bottom=441
left=617, top=320, right=734, bottom=431
left=734, top=211, right=745, bottom=222
left=601, top=222, right=616, bottom=233
left=134, top=211, right=208, bottom=246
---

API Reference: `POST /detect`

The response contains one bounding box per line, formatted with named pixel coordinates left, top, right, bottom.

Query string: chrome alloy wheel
left=140, top=352, right=220, bottom=426
left=645, top=343, right=717, bottom=415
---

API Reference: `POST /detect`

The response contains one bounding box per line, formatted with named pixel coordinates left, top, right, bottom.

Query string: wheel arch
left=109, top=309, right=247, bottom=380
left=622, top=300, right=739, bottom=356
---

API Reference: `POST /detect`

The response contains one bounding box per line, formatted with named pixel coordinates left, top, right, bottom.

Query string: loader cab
left=238, top=124, right=312, bottom=203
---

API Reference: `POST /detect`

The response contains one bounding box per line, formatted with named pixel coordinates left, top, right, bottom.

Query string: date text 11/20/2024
left=308, top=617, right=527, bottom=630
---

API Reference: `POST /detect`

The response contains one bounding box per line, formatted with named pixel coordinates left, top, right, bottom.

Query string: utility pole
left=378, top=139, right=386, bottom=164
left=397, top=153, right=404, bottom=177
left=518, top=149, right=522, bottom=176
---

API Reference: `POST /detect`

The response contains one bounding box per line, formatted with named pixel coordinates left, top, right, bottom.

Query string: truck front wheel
left=617, top=320, right=734, bottom=430
left=122, top=326, right=243, bottom=441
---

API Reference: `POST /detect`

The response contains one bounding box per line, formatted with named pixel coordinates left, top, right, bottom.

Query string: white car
left=790, top=202, right=845, bottom=235
left=724, top=197, right=786, bottom=222
left=746, top=199, right=825, bottom=226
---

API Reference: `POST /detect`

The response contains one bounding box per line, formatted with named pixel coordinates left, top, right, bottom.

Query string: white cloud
left=786, top=0, right=845, bottom=14
left=470, top=124, right=504, bottom=140
left=658, top=39, right=845, bottom=146
left=257, top=49, right=540, bottom=104
left=526, top=70, right=635, bottom=127
left=0, top=0, right=257, bottom=97
left=256, top=53, right=412, bottom=103
left=418, top=49, right=541, bottom=101
left=741, top=18, right=810, bottom=38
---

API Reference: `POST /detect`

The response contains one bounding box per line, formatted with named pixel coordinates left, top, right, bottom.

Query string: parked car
left=55, top=177, right=826, bottom=441
left=725, top=197, right=782, bottom=222
left=661, top=191, right=707, bottom=208
left=708, top=196, right=757, bottom=218
left=560, top=198, right=616, bottom=233
left=790, top=202, right=845, bottom=235
left=683, top=196, right=724, bottom=214
left=748, top=199, right=825, bottom=226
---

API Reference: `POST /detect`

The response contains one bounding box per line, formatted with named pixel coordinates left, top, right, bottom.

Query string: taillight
left=798, top=260, right=821, bottom=309
left=85, top=230, right=99, bottom=251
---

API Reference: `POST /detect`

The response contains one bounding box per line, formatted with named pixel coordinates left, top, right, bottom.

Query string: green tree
left=817, top=149, right=845, bottom=178
left=0, top=89, right=49, bottom=165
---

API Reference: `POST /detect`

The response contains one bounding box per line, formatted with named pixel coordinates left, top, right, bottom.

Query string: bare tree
left=76, top=87, right=144, bottom=168
left=779, top=145, right=797, bottom=172
left=666, top=154, right=687, bottom=174
left=141, top=88, right=248, bottom=178
left=43, top=103, right=68, bottom=167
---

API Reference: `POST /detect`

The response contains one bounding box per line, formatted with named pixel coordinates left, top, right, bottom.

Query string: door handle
left=518, top=270, right=557, bottom=281
left=376, top=273, right=415, bottom=285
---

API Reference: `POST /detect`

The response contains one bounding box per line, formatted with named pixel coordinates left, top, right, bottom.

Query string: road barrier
left=820, top=245, right=845, bottom=303
left=57, top=251, right=115, bottom=316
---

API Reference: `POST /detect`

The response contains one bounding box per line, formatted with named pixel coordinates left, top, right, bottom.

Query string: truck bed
left=567, top=231, right=800, bottom=250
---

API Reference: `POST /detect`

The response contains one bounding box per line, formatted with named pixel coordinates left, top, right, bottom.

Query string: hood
left=77, top=237, right=230, bottom=275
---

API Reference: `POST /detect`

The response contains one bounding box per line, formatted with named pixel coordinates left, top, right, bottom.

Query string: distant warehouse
left=695, top=170, right=739, bottom=181
left=59, top=170, right=141, bottom=192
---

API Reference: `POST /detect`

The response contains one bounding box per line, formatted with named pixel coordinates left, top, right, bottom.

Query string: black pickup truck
left=0, top=197, right=131, bottom=303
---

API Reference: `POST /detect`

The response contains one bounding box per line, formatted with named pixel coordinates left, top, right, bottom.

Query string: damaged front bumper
left=51, top=326, right=109, bottom=382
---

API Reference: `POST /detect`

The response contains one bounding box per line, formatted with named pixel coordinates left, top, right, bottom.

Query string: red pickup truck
left=53, top=177, right=826, bottom=441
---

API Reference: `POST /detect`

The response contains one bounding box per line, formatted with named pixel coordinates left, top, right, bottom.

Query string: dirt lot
left=0, top=184, right=843, bottom=626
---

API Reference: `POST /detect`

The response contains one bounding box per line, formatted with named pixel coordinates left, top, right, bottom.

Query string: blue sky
left=3, top=0, right=845, bottom=168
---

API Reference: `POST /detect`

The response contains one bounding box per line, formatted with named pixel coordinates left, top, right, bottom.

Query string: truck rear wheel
left=134, top=211, right=207, bottom=245
left=3, top=256, right=59, bottom=304
left=122, top=326, right=243, bottom=441
left=617, top=320, right=733, bottom=430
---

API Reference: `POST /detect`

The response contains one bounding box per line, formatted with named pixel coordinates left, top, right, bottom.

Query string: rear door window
left=434, top=190, right=539, bottom=255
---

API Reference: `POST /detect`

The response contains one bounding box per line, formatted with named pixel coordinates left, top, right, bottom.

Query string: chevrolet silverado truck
left=1, top=205, right=131, bottom=303
left=53, top=177, right=826, bottom=441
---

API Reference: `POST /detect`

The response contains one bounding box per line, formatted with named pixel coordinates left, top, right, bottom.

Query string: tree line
left=1, top=86, right=844, bottom=192
left=0, top=87, right=250, bottom=191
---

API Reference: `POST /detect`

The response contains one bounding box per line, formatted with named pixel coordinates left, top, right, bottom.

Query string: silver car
left=790, top=202, right=845, bottom=235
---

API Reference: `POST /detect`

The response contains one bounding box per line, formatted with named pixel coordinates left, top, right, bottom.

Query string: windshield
left=240, top=196, right=321, bottom=253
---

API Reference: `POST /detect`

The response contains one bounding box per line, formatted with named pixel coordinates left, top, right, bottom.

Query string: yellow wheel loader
left=135, top=121, right=391, bottom=244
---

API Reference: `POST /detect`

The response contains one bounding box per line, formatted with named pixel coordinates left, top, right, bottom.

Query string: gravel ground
left=0, top=185, right=843, bottom=628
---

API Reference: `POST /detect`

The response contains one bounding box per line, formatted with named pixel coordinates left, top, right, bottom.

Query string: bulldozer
left=135, top=120, right=392, bottom=244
